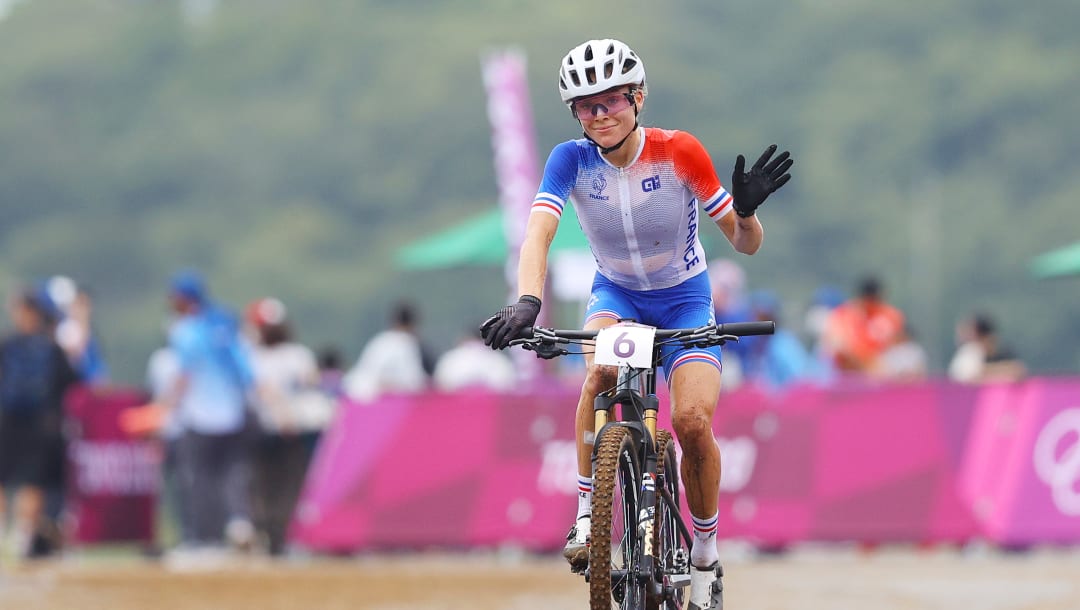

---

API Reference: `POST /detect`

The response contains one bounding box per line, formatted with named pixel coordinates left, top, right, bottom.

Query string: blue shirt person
left=740, top=290, right=813, bottom=391
left=159, top=270, right=256, bottom=548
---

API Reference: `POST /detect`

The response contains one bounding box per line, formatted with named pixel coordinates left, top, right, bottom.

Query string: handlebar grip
left=717, top=321, right=775, bottom=336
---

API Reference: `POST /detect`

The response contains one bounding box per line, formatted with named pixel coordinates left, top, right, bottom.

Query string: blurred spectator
left=0, top=289, right=79, bottom=560
left=708, top=258, right=751, bottom=388
left=803, top=285, right=845, bottom=345
left=803, top=285, right=845, bottom=384
left=245, top=297, right=327, bottom=556
left=821, top=276, right=905, bottom=376
left=877, top=323, right=929, bottom=383
left=27, top=279, right=87, bottom=558
left=343, top=301, right=428, bottom=401
left=948, top=313, right=1026, bottom=384
left=433, top=325, right=516, bottom=392
left=48, top=276, right=109, bottom=385
left=316, top=345, right=345, bottom=399
left=739, top=290, right=813, bottom=391
left=157, top=270, right=256, bottom=552
left=947, top=315, right=983, bottom=382
left=709, top=258, right=751, bottom=324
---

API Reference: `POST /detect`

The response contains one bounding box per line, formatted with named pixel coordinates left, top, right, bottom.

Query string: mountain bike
left=512, top=320, right=774, bottom=610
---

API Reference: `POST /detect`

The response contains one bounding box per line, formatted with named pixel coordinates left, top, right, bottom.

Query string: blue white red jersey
left=533, top=127, right=733, bottom=291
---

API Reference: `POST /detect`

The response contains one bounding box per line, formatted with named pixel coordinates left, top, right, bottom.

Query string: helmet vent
left=603, top=60, right=614, bottom=79
left=585, top=66, right=596, bottom=85
left=584, top=45, right=594, bottom=61
left=621, top=58, right=638, bottom=75
left=607, top=42, right=615, bottom=55
left=570, top=71, right=581, bottom=87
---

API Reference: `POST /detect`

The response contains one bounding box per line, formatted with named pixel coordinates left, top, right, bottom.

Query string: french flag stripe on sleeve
left=703, top=189, right=733, bottom=219
left=532, top=193, right=565, bottom=219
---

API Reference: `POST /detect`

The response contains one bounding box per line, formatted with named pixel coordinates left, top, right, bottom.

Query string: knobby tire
left=589, top=427, right=640, bottom=610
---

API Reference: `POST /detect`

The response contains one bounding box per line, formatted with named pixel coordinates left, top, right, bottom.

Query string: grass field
left=1, top=545, right=1079, bottom=609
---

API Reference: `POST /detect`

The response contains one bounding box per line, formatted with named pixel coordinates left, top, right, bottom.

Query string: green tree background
left=1, top=0, right=1078, bottom=383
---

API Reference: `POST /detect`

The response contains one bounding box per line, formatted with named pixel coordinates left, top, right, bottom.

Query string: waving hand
left=730, top=144, right=793, bottom=218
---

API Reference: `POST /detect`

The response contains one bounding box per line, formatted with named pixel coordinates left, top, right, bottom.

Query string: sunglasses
left=569, top=89, right=637, bottom=120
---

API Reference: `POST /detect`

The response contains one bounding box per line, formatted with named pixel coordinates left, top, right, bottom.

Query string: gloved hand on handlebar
left=481, top=295, right=541, bottom=350
left=731, top=144, right=793, bottom=218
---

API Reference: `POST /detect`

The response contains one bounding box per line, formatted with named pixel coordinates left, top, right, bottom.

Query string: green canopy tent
left=396, top=204, right=589, bottom=270
left=1031, top=240, right=1080, bottom=279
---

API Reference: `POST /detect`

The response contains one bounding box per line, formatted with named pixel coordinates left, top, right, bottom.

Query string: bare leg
left=669, top=362, right=722, bottom=522
left=671, top=361, right=726, bottom=609
left=574, top=318, right=620, bottom=479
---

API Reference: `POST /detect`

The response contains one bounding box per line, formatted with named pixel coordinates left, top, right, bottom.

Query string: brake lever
left=512, top=340, right=567, bottom=360
left=532, top=343, right=568, bottom=360
left=712, top=334, right=740, bottom=347
left=689, top=333, right=740, bottom=348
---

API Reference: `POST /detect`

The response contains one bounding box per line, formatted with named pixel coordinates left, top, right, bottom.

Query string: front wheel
left=590, top=426, right=643, bottom=610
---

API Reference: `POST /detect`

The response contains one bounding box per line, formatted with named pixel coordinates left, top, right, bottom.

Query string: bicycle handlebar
left=510, top=321, right=774, bottom=360
left=520, top=321, right=774, bottom=340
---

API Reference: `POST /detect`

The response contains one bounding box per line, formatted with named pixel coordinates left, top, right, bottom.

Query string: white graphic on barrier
left=69, top=441, right=160, bottom=495
left=538, top=440, right=579, bottom=495
left=1033, top=408, right=1080, bottom=516
left=718, top=436, right=757, bottom=492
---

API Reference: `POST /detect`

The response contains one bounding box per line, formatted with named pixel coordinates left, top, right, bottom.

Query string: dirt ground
left=1, top=545, right=1079, bottom=610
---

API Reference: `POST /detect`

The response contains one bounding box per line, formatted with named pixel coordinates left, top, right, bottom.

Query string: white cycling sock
left=690, top=511, right=719, bottom=568
left=576, top=475, right=593, bottom=520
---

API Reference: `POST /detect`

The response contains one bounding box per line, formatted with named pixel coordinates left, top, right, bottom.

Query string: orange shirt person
left=822, top=276, right=904, bottom=374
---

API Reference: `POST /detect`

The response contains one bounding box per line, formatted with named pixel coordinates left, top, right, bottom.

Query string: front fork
left=592, top=366, right=658, bottom=443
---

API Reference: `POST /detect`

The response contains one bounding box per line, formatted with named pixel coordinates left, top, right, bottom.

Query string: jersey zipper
left=617, top=167, right=651, bottom=290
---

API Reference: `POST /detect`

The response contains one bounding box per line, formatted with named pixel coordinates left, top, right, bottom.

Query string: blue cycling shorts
left=583, top=270, right=721, bottom=380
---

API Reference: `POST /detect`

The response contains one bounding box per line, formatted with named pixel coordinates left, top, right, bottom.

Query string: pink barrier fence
left=959, top=379, right=1080, bottom=545
left=65, top=386, right=157, bottom=544
left=59, top=378, right=1079, bottom=548
left=710, top=382, right=981, bottom=544
left=291, top=378, right=1080, bottom=551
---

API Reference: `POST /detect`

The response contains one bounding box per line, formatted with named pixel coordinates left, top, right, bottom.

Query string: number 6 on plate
left=594, top=322, right=657, bottom=368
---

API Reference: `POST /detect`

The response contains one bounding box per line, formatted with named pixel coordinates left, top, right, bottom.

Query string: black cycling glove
left=731, top=144, right=794, bottom=218
left=481, top=295, right=542, bottom=350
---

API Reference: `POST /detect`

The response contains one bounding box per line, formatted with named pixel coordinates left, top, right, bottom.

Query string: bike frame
left=590, top=342, right=691, bottom=602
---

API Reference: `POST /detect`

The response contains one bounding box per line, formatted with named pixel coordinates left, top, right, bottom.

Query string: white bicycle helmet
left=558, top=39, right=646, bottom=103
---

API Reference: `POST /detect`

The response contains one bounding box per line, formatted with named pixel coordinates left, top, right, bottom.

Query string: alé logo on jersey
left=590, top=174, right=610, bottom=201
left=642, top=175, right=661, bottom=192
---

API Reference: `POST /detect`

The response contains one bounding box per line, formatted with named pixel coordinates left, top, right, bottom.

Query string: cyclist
left=482, top=38, right=792, bottom=610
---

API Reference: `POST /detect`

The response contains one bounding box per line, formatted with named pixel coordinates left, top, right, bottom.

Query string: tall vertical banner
left=481, top=48, right=541, bottom=282
left=481, top=49, right=545, bottom=377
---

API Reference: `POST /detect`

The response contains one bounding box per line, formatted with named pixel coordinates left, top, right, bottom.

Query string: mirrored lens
left=571, top=91, right=634, bottom=119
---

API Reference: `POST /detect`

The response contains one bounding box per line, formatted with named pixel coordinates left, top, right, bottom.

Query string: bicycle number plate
left=594, top=323, right=656, bottom=368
